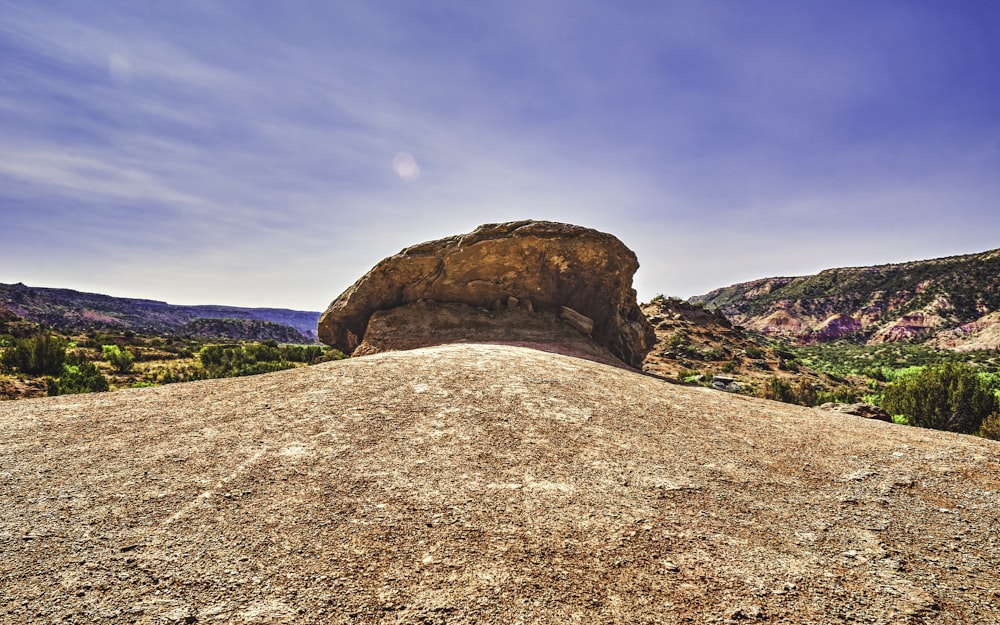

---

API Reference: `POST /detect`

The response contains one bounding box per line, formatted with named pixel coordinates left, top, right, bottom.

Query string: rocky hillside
left=639, top=298, right=861, bottom=400
left=2, top=344, right=997, bottom=623
left=642, top=299, right=783, bottom=377
left=692, top=248, right=1000, bottom=350
left=0, top=282, right=320, bottom=342
left=177, top=318, right=313, bottom=343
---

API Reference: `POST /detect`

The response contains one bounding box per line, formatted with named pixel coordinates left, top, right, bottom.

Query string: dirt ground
left=1, top=344, right=998, bottom=624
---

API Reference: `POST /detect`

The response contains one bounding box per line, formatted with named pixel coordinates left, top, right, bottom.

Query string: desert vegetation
left=879, top=362, right=999, bottom=434
left=777, top=343, right=1000, bottom=439
left=0, top=330, right=344, bottom=400
left=666, top=335, right=1000, bottom=440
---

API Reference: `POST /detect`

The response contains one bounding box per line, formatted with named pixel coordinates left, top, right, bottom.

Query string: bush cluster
left=1, top=333, right=67, bottom=375
left=760, top=378, right=818, bottom=406
left=48, top=361, right=109, bottom=396
left=881, top=362, right=998, bottom=434
left=102, top=344, right=135, bottom=373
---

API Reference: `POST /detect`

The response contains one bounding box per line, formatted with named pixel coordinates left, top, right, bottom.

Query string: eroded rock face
left=318, top=220, right=655, bottom=367
left=927, top=311, right=1000, bottom=352
left=353, top=301, right=627, bottom=367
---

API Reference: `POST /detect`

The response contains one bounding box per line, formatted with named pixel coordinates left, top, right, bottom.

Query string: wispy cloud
left=2, top=1, right=998, bottom=309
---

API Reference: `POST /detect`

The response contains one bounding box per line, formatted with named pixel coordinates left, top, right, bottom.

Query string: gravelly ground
left=1, top=344, right=999, bottom=624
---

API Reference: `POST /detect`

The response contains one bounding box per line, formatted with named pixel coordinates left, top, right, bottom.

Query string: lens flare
left=392, top=152, right=421, bottom=182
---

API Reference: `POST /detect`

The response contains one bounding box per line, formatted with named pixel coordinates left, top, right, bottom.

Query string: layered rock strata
left=318, top=220, right=655, bottom=368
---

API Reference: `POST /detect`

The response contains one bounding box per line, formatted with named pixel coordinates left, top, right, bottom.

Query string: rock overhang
left=317, top=220, right=656, bottom=368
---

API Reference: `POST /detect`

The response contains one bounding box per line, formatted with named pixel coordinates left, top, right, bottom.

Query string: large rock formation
left=318, top=220, right=655, bottom=368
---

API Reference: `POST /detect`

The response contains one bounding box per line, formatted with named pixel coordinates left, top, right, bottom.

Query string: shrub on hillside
left=761, top=377, right=820, bottom=407
left=281, top=344, right=328, bottom=363
left=978, top=412, right=1000, bottom=441
left=102, top=344, right=135, bottom=373
left=1, top=333, right=66, bottom=376
left=815, top=387, right=859, bottom=405
left=47, top=361, right=109, bottom=396
left=199, top=343, right=294, bottom=378
left=881, top=362, right=998, bottom=434
left=761, top=378, right=795, bottom=404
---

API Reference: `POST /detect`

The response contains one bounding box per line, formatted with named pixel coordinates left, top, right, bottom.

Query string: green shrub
left=761, top=377, right=820, bottom=407
left=779, top=358, right=800, bottom=372
left=102, top=344, right=135, bottom=373
left=978, top=412, right=1000, bottom=441
left=880, top=362, right=998, bottom=434
left=816, top=388, right=859, bottom=405
left=199, top=343, right=295, bottom=378
left=667, top=331, right=688, bottom=349
left=745, top=345, right=764, bottom=359
left=48, top=362, right=109, bottom=396
left=761, top=378, right=794, bottom=403
left=281, top=344, right=328, bottom=363
left=147, top=364, right=205, bottom=385
left=2, top=333, right=67, bottom=375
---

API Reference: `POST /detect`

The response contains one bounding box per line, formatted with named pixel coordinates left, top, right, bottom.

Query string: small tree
left=102, top=344, right=135, bottom=373
left=761, top=378, right=794, bottom=403
left=761, top=377, right=818, bottom=407
left=1, top=333, right=66, bottom=375
left=979, top=412, right=1000, bottom=441
left=881, top=362, right=998, bottom=434
left=48, top=362, right=109, bottom=396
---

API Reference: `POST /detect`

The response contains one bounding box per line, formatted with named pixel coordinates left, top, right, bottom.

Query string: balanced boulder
left=317, top=220, right=656, bottom=368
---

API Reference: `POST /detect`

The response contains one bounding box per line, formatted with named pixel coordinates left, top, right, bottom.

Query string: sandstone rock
left=4, top=343, right=1000, bottom=622
left=318, top=220, right=655, bottom=367
left=0, top=304, right=18, bottom=324
left=818, top=402, right=892, bottom=423
left=353, top=301, right=625, bottom=367
left=559, top=306, right=594, bottom=337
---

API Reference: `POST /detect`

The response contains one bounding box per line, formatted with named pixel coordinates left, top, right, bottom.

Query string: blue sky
left=2, top=1, right=999, bottom=311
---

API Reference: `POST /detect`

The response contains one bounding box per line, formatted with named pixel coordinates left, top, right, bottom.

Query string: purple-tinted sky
left=2, top=1, right=999, bottom=310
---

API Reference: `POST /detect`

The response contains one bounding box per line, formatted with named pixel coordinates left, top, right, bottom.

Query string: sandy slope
left=2, top=344, right=999, bottom=624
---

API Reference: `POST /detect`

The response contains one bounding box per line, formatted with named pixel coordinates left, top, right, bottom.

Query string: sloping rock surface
left=317, top=221, right=655, bottom=367
left=3, top=344, right=1000, bottom=624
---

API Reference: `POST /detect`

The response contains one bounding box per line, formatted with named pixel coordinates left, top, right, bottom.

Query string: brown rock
left=353, top=301, right=626, bottom=367
left=818, top=402, right=893, bottom=423
left=318, top=220, right=655, bottom=367
left=559, top=306, right=594, bottom=337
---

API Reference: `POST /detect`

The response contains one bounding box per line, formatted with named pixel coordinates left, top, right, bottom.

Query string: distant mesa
left=0, top=282, right=320, bottom=342
left=317, top=220, right=656, bottom=368
left=691, top=247, right=1000, bottom=351
left=178, top=318, right=313, bottom=343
